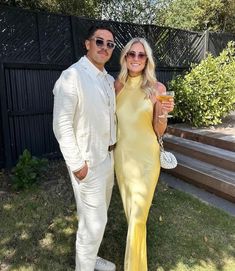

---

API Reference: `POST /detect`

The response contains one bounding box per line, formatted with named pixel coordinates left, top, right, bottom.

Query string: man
left=53, top=24, right=116, bottom=271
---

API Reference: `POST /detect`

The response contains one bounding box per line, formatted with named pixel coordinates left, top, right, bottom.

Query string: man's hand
left=73, top=162, right=88, bottom=181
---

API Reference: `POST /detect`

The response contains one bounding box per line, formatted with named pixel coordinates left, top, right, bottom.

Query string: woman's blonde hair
left=118, top=37, right=157, bottom=97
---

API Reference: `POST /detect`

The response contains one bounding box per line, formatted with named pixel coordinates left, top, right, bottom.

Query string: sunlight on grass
left=10, top=267, right=34, bottom=271
left=0, top=166, right=235, bottom=271
left=156, top=255, right=235, bottom=271
left=3, top=203, right=13, bottom=210
left=0, top=237, right=11, bottom=245
left=39, top=233, right=54, bottom=250
left=19, top=230, right=30, bottom=240
left=62, top=227, right=75, bottom=236
left=0, top=247, right=16, bottom=268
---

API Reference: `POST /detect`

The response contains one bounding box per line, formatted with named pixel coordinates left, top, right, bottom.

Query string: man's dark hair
left=86, top=24, right=115, bottom=40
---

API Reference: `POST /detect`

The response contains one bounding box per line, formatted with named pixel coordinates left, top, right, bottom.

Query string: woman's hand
left=155, top=81, right=175, bottom=114
left=152, top=81, right=175, bottom=136
left=161, top=98, right=174, bottom=114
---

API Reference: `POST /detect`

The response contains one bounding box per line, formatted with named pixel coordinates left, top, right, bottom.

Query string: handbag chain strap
left=156, top=134, right=165, bottom=151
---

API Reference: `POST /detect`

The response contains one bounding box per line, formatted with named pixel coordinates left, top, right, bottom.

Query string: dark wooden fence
left=0, top=5, right=235, bottom=168
left=0, top=63, right=66, bottom=167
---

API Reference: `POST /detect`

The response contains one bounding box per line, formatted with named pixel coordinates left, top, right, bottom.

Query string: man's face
left=85, top=29, right=115, bottom=71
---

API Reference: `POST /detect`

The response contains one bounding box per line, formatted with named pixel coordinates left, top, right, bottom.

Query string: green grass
left=0, top=161, right=235, bottom=271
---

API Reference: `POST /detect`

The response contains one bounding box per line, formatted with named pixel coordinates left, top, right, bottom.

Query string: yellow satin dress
left=114, top=75, right=160, bottom=271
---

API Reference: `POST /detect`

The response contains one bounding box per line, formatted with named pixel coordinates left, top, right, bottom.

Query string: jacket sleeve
left=52, top=68, right=85, bottom=172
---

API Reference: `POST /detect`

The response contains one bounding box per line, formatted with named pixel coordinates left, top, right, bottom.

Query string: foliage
left=154, top=0, right=235, bottom=34
left=2, top=0, right=235, bottom=33
left=11, top=149, right=48, bottom=190
left=1, top=0, right=161, bottom=24
left=51, top=0, right=102, bottom=17
left=169, top=41, right=235, bottom=127
left=0, top=0, right=43, bottom=10
left=0, top=0, right=103, bottom=18
left=99, top=0, right=159, bottom=24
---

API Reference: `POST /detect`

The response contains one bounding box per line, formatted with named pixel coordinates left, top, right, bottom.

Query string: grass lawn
left=0, top=160, right=235, bottom=271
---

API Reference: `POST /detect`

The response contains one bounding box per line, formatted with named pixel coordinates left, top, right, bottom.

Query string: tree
left=51, top=0, right=102, bottom=17
left=0, top=0, right=102, bottom=18
left=154, top=0, right=235, bottom=33
left=0, top=0, right=44, bottom=10
left=99, top=0, right=160, bottom=24
left=1, top=0, right=164, bottom=24
left=2, top=0, right=234, bottom=33
left=218, top=0, right=235, bottom=33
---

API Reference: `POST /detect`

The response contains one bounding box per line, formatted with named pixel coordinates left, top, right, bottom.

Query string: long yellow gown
left=114, top=75, right=160, bottom=271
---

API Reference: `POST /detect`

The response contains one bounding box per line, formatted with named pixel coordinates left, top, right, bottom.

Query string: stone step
left=164, top=134, right=235, bottom=172
left=167, top=126, right=235, bottom=152
left=165, top=152, right=235, bottom=203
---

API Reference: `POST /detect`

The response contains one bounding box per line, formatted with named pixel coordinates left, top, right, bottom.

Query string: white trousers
left=69, top=153, right=114, bottom=271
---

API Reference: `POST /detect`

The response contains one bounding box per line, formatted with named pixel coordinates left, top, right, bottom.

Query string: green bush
left=11, top=149, right=48, bottom=190
left=169, top=41, right=235, bottom=127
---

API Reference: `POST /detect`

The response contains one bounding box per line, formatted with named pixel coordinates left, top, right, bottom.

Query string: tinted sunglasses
left=126, top=51, right=147, bottom=60
left=91, top=37, right=116, bottom=50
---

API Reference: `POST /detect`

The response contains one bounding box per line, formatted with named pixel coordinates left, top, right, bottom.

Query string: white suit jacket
left=53, top=56, right=116, bottom=172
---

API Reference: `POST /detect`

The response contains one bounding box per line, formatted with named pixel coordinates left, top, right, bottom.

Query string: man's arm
left=53, top=68, right=85, bottom=173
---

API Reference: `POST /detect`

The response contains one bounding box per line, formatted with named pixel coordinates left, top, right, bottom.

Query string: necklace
left=103, top=75, right=114, bottom=107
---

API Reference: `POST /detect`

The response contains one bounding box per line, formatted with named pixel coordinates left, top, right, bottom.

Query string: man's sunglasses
left=91, top=37, right=116, bottom=50
left=126, top=51, right=147, bottom=60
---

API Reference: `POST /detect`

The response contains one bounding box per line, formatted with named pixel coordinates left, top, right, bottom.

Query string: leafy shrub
left=11, top=149, right=48, bottom=190
left=169, top=41, right=235, bottom=127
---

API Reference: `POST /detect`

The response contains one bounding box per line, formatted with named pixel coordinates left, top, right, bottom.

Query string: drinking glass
left=156, top=91, right=175, bottom=118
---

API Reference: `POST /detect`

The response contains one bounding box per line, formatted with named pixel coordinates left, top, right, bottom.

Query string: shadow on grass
left=1, top=168, right=235, bottom=271
left=0, top=167, right=76, bottom=271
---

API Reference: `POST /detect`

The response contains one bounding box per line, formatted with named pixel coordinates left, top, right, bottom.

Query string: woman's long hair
left=118, top=37, right=157, bottom=97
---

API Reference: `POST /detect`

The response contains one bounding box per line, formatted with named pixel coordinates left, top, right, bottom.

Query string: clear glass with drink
left=156, top=91, right=175, bottom=118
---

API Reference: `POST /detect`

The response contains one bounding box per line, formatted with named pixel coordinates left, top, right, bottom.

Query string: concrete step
left=164, top=134, right=235, bottom=172
left=167, top=126, right=235, bottom=152
left=165, top=152, right=235, bottom=203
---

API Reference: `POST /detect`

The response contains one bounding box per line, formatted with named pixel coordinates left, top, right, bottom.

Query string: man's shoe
left=94, top=257, right=116, bottom=271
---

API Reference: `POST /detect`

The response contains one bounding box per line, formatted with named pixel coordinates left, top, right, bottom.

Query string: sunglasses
left=126, top=51, right=147, bottom=60
left=91, top=37, right=116, bottom=50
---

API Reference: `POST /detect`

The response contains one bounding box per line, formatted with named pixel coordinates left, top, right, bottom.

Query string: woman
left=114, top=37, right=174, bottom=271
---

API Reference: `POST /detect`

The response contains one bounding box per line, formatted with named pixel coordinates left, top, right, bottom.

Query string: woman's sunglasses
left=91, top=37, right=116, bottom=50
left=126, top=51, right=147, bottom=60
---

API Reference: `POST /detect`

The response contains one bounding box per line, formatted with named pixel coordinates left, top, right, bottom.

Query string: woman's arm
left=156, top=81, right=166, bottom=95
left=153, top=99, right=168, bottom=136
left=152, top=82, right=174, bottom=137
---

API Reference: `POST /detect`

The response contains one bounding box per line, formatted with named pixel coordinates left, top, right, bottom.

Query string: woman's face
left=126, top=42, right=147, bottom=77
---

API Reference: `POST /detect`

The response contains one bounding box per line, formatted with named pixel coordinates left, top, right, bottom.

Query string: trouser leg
left=106, top=152, right=114, bottom=209
left=69, top=154, right=114, bottom=271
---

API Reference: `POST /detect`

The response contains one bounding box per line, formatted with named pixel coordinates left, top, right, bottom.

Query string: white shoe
left=94, top=256, right=116, bottom=271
